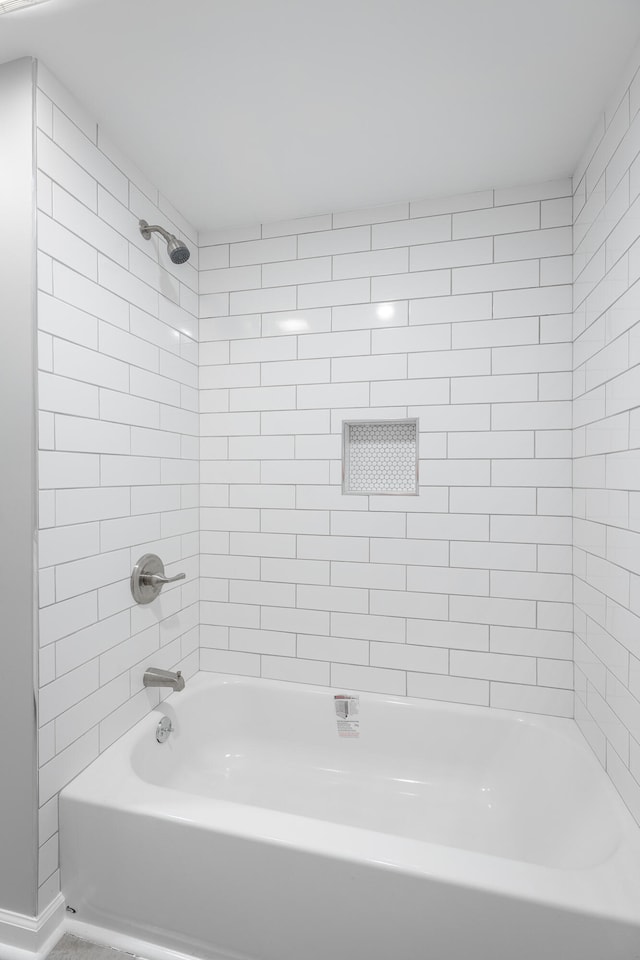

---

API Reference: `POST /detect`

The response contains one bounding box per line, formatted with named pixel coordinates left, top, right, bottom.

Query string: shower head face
left=167, top=236, right=191, bottom=264
left=139, top=220, right=191, bottom=265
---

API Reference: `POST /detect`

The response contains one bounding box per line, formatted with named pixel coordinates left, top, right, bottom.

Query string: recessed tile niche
left=342, top=419, right=419, bottom=496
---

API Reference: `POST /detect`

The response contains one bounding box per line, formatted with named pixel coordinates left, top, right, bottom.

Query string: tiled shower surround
left=35, top=63, right=200, bottom=910
left=197, top=188, right=575, bottom=710
left=572, top=51, right=640, bottom=822
left=29, top=37, right=640, bottom=917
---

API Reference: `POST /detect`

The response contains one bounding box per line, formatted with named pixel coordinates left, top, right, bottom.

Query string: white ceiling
left=1, top=0, right=640, bottom=233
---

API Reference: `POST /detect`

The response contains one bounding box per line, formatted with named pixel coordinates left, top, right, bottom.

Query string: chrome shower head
left=166, top=235, right=190, bottom=264
left=139, top=219, right=191, bottom=265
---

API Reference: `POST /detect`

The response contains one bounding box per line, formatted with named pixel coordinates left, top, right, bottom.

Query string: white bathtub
left=60, top=673, right=640, bottom=960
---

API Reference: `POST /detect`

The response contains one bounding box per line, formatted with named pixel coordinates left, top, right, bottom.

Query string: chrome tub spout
left=143, top=667, right=185, bottom=692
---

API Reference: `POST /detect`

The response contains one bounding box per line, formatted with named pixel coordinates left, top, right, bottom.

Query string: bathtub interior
left=126, top=676, right=621, bottom=871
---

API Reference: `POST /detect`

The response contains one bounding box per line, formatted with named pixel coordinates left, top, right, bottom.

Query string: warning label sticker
left=334, top=694, right=360, bottom=738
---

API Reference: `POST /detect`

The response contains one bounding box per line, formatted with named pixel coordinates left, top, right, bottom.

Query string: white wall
left=34, top=63, right=200, bottom=911
left=0, top=56, right=39, bottom=919
left=573, top=40, right=640, bottom=824
left=198, top=184, right=575, bottom=716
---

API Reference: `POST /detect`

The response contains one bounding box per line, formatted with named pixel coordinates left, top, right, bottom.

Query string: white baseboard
left=0, top=903, right=249, bottom=960
left=67, top=918, right=248, bottom=960
left=0, top=894, right=65, bottom=959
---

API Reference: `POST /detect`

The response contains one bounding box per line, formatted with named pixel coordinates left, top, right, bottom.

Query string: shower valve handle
left=131, top=553, right=186, bottom=605
left=143, top=571, right=186, bottom=586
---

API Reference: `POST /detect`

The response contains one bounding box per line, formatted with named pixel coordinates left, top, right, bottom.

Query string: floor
left=46, top=934, right=141, bottom=959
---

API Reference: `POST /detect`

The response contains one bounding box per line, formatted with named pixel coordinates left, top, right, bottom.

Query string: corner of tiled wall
left=34, top=60, right=200, bottom=912
left=572, top=35, right=640, bottom=827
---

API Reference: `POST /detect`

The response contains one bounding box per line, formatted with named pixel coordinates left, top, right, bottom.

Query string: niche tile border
left=342, top=418, right=419, bottom=496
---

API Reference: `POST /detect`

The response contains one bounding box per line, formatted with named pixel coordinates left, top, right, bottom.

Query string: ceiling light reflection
left=277, top=318, right=309, bottom=333
left=376, top=302, right=395, bottom=321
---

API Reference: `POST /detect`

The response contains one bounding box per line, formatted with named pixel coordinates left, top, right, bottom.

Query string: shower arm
left=139, top=220, right=174, bottom=243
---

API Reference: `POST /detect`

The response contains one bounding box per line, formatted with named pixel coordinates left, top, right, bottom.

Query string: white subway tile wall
left=35, top=63, right=199, bottom=910
left=34, top=39, right=640, bottom=913
left=573, top=42, right=640, bottom=826
left=199, top=181, right=575, bottom=725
